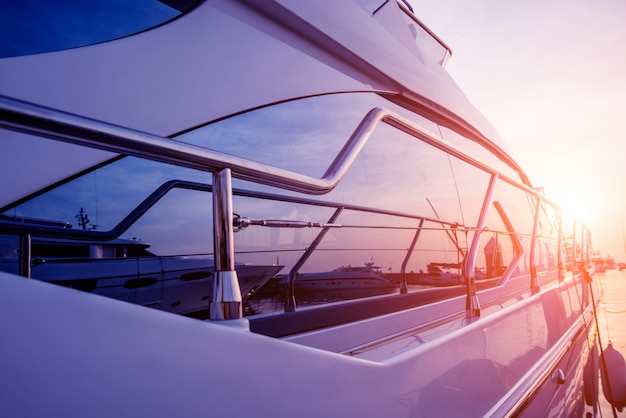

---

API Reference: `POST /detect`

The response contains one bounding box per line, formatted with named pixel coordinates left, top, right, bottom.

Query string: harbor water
left=598, top=269, right=626, bottom=416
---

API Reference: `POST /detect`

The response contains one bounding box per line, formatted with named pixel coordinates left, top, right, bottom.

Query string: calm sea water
left=598, top=269, right=626, bottom=416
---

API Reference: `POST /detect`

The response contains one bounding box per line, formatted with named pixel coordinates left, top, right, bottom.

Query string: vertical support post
left=583, top=226, right=591, bottom=264
left=571, top=219, right=578, bottom=268
left=529, top=197, right=541, bottom=294
left=578, top=221, right=585, bottom=265
left=285, top=207, right=343, bottom=312
left=19, top=233, right=31, bottom=278
left=210, top=168, right=243, bottom=322
left=557, top=210, right=564, bottom=282
left=492, top=201, right=524, bottom=287
left=400, top=218, right=425, bottom=294
left=464, top=173, right=498, bottom=318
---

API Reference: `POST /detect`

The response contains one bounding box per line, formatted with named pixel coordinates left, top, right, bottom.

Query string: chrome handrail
left=0, top=179, right=461, bottom=240
left=210, top=169, right=243, bottom=320
left=0, top=95, right=544, bottom=200
left=492, top=201, right=524, bottom=287
left=0, top=95, right=377, bottom=195
left=400, top=218, right=425, bottom=294
left=529, top=197, right=542, bottom=294
left=0, top=94, right=581, bottom=314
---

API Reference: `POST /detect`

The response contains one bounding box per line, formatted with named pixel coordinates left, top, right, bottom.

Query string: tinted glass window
left=488, top=180, right=536, bottom=278
left=2, top=93, right=502, bottom=265
left=2, top=157, right=211, bottom=233
left=0, top=0, right=196, bottom=58
left=1, top=92, right=527, bottom=314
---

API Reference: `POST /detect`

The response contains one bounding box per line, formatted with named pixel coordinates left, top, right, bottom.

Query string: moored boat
left=604, top=256, right=616, bottom=270
left=410, top=262, right=464, bottom=286
left=0, top=215, right=282, bottom=314
left=591, top=252, right=607, bottom=273
left=293, top=261, right=396, bottom=290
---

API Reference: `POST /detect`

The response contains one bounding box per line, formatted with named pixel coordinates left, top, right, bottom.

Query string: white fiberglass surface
left=0, top=268, right=594, bottom=417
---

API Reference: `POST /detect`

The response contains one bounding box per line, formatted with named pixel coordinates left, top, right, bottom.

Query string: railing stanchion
left=285, top=208, right=344, bottom=312
left=464, top=173, right=498, bottom=318
left=210, top=168, right=244, bottom=323
left=529, top=197, right=542, bottom=294
left=400, top=218, right=425, bottom=294
left=18, top=233, right=31, bottom=278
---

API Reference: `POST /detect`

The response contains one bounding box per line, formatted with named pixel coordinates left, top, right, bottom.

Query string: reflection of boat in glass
left=410, top=262, right=463, bottom=286
left=293, top=261, right=396, bottom=290
left=0, top=222, right=282, bottom=315
left=2, top=1, right=625, bottom=417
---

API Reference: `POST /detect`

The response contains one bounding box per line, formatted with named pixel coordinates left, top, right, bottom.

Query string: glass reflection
left=1, top=92, right=539, bottom=316
left=1, top=0, right=192, bottom=58
left=3, top=157, right=212, bottom=232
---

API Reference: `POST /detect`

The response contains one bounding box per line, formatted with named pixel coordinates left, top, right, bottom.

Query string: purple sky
left=418, top=0, right=626, bottom=260
left=4, top=0, right=624, bottom=260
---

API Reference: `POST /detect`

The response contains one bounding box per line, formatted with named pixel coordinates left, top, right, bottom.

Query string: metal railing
left=0, top=94, right=580, bottom=321
left=0, top=95, right=538, bottom=196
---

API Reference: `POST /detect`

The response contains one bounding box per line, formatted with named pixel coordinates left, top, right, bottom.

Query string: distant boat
left=410, top=262, right=464, bottom=286
left=604, top=256, right=616, bottom=270
left=293, top=261, right=396, bottom=290
left=591, top=252, right=606, bottom=273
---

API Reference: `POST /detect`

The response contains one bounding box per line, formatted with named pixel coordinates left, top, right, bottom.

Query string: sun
left=552, top=191, right=594, bottom=225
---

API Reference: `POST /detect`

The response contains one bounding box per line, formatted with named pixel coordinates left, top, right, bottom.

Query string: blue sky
left=418, top=0, right=626, bottom=259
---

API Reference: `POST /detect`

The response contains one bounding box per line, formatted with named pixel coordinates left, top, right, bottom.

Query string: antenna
left=75, top=207, right=98, bottom=230
left=75, top=208, right=89, bottom=230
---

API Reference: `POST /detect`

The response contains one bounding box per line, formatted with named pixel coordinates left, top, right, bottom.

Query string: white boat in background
left=0, top=216, right=282, bottom=315
left=293, top=261, right=396, bottom=290
left=411, top=262, right=464, bottom=286
left=1, top=0, right=625, bottom=416
left=604, top=256, right=616, bottom=270
left=591, top=252, right=607, bottom=273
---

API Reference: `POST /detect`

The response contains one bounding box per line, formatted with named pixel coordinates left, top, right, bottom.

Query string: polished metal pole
left=18, top=233, right=31, bottom=278
left=210, top=168, right=243, bottom=321
left=464, top=173, right=498, bottom=318
left=529, top=197, right=541, bottom=294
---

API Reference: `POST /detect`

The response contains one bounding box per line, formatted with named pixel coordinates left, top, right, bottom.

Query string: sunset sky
left=418, top=0, right=626, bottom=260
left=3, top=1, right=625, bottom=261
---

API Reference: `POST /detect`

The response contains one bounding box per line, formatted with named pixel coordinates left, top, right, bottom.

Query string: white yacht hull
left=0, top=269, right=598, bottom=417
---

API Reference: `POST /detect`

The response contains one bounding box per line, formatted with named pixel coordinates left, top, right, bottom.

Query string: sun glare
left=554, top=193, right=593, bottom=224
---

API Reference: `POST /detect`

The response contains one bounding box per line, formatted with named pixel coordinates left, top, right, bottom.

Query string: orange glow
left=555, top=193, right=594, bottom=225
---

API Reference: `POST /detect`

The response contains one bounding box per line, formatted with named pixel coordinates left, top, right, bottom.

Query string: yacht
left=0, top=0, right=622, bottom=416
left=293, top=261, right=396, bottom=290
left=0, top=216, right=282, bottom=315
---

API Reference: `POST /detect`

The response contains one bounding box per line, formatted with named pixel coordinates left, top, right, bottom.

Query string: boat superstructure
left=0, top=0, right=615, bottom=416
